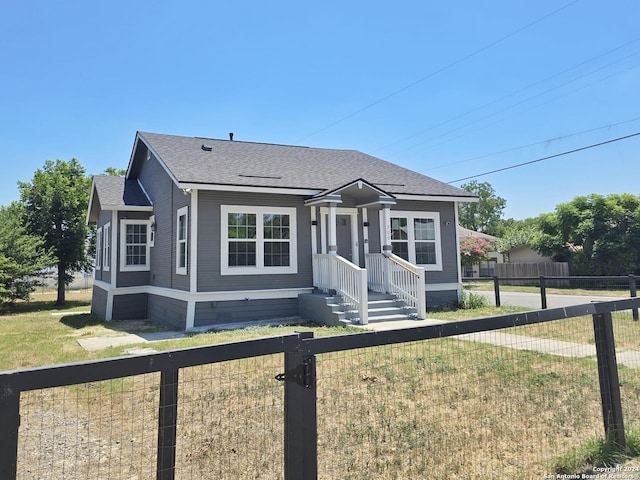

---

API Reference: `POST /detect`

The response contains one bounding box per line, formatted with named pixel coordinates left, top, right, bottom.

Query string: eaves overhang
left=394, top=193, right=479, bottom=202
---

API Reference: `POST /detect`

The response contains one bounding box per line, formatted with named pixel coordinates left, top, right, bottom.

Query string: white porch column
left=327, top=202, right=338, bottom=255
left=310, top=206, right=318, bottom=254
left=381, top=204, right=392, bottom=254
left=381, top=205, right=392, bottom=293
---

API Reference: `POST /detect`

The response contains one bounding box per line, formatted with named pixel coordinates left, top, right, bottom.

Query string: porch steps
left=298, top=291, right=417, bottom=327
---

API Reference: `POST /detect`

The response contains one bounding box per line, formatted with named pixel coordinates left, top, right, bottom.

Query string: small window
left=176, top=207, right=188, bottom=275
left=479, top=260, right=496, bottom=277
left=103, top=222, right=111, bottom=271
left=120, top=220, right=151, bottom=272
left=95, top=227, right=102, bottom=270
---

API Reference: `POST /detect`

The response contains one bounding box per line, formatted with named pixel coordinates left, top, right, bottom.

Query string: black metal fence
left=464, top=275, right=639, bottom=318
left=2, top=298, right=640, bottom=479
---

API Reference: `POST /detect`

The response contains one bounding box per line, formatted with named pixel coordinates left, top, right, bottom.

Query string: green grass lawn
left=2, top=289, right=638, bottom=370
left=0, top=289, right=361, bottom=370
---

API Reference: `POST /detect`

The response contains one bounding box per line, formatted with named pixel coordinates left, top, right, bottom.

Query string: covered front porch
left=304, top=179, right=426, bottom=325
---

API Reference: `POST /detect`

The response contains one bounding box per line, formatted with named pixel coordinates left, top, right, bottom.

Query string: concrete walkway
left=357, top=318, right=640, bottom=368
left=77, top=331, right=187, bottom=352
left=76, top=315, right=640, bottom=369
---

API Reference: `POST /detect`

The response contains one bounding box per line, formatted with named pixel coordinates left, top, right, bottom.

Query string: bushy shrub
left=459, top=289, right=489, bottom=309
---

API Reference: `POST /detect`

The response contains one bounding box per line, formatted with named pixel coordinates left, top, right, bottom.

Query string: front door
left=321, top=208, right=360, bottom=265
left=336, top=214, right=353, bottom=262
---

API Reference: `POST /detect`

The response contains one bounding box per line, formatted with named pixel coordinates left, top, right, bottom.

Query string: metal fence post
left=493, top=276, right=501, bottom=307
left=284, top=332, right=317, bottom=480
left=157, top=368, right=179, bottom=480
left=0, top=380, right=20, bottom=480
left=592, top=312, right=626, bottom=448
left=629, top=275, right=638, bottom=321
left=540, top=276, right=547, bottom=309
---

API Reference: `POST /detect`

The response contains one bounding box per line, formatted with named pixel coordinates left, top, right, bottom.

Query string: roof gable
left=87, top=176, right=152, bottom=223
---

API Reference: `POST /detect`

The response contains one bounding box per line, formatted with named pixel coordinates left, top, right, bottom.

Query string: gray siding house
left=87, top=131, right=477, bottom=330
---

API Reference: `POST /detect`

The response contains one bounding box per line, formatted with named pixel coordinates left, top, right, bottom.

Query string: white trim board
left=93, top=281, right=312, bottom=302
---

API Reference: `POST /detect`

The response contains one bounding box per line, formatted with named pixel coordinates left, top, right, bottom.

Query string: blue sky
left=1, top=0, right=638, bottom=220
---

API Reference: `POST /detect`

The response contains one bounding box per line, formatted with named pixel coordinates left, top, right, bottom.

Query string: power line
left=295, top=0, right=581, bottom=142
left=374, top=37, right=640, bottom=154
left=423, top=117, right=640, bottom=172
left=447, top=132, right=640, bottom=184
left=392, top=50, right=640, bottom=156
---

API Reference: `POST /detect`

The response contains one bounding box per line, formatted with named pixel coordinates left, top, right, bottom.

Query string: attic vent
left=201, top=144, right=213, bottom=151
left=238, top=174, right=282, bottom=180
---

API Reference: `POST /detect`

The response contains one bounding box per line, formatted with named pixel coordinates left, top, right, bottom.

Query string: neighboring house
left=87, top=131, right=477, bottom=330
left=503, top=244, right=552, bottom=263
left=458, top=226, right=504, bottom=278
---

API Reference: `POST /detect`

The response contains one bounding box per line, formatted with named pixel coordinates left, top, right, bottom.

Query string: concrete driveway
left=474, top=290, right=624, bottom=309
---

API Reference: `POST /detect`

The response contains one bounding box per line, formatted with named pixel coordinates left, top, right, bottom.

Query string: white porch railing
left=313, top=254, right=368, bottom=324
left=365, top=253, right=426, bottom=319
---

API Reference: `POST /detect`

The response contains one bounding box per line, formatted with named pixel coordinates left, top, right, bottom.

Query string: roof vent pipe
left=229, top=132, right=234, bottom=141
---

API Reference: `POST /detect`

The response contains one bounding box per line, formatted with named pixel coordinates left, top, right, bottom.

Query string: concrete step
left=368, top=306, right=413, bottom=317
left=304, top=291, right=417, bottom=326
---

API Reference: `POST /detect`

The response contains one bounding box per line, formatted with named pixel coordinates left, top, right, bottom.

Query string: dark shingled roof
left=93, top=176, right=152, bottom=208
left=138, top=132, right=476, bottom=199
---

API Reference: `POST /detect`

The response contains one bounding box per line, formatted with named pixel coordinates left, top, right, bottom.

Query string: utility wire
left=295, top=0, right=581, bottom=142
left=394, top=50, right=640, bottom=156
left=424, top=117, right=640, bottom=172
left=447, top=132, right=640, bottom=183
left=374, top=37, right=640, bottom=154
left=423, top=60, right=640, bottom=157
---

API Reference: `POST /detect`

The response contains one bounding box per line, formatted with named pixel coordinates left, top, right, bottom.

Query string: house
left=458, top=226, right=504, bottom=278
left=503, top=244, right=552, bottom=264
left=86, top=132, right=478, bottom=330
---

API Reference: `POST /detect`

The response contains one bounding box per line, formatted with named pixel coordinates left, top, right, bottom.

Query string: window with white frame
left=120, top=220, right=151, bottom=271
left=221, top=205, right=297, bottom=275
left=387, top=211, right=442, bottom=270
left=176, top=207, right=188, bottom=275
left=103, top=222, right=111, bottom=271
left=95, top=227, right=102, bottom=270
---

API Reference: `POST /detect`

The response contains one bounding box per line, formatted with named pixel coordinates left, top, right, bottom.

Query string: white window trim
left=381, top=210, right=443, bottom=271
left=103, top=222, right=111, bottom=272
left=221, top=205, right=298, bottom=276
left=120, top=219, right=151, bottom=272
left=95, top=227, right=102, bottom=270
left=176, top=206, right=188, bottom=275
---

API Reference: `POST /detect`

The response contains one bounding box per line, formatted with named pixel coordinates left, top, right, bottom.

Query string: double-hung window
left=120, top=220, right=151, bottom=272
left=95, top=227, right=102, bottom=270
left=176, top=207, right=188, bottom=275
left=387, top=211, right=442, bottom=271
left=221, top=205, right=297, bottom=275
left=103, top=222, right=111, bottom=271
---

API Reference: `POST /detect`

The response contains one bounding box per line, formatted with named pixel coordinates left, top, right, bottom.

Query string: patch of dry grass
left=507, top=310, right=640, bottom=350
left=15, top=335, right=640, bottom=479
left=6, top=288, right=640, bottom=478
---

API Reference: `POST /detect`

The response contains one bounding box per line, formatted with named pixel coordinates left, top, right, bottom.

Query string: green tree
left=103, top=166, right=127, bottom=176
left=458, top=181, right=507, bottom=236
left=18, top=159, right=92, bottom=306
left=533, top=193, right=640, bottom=275
left=495, top=218, right=541, bottom=253
left=0, top=202, right=51, bottom=304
